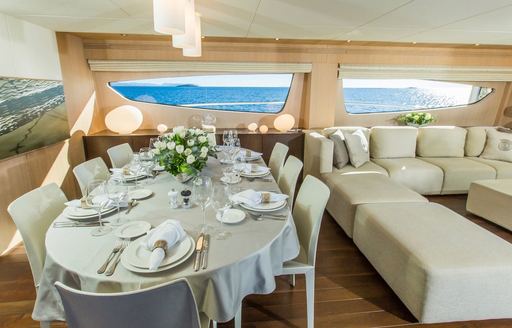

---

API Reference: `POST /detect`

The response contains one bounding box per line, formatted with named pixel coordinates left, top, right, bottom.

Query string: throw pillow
left=344, top=129, right=370, bottom=168
left=329, top=130, right=349, bottom=169
left=480, top=129, right=512, bottom=162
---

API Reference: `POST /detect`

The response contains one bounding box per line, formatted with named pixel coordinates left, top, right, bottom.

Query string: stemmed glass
left=106, top=177, right=128, bottom=226
left=137, top=147, right=153, bottom=186
left=212, top=185, right=231, bottom=240
left=86, top=179, right=113, bottom=237
left=192, top=175, right=214, bottom=233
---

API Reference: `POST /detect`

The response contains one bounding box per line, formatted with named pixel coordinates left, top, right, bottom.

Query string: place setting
left=229, top=189, right=289, bottom=221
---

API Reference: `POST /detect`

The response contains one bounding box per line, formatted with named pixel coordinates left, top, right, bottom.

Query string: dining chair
left=107, top=143, right=133, bottom=168
left=55, top=278, right=209, bottom=328
left=73, top=157, right=110, bottom=196
left=8, top=183, right=68, bottom=328
left=283, top=175, right=330, bottom=328
left=277, top=155, right=303, bottom=208
left=268, top=142, right=289, bottom=180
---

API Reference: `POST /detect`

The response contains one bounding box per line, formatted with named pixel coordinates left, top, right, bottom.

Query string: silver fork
left=105, top=241, right=129, bottom=276
left=97, top=243, right=123, bottom=274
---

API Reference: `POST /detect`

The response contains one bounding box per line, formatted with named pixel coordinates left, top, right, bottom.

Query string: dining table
left=32, top=156, right=300, bottom=324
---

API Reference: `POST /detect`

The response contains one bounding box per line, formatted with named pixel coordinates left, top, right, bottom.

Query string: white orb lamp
left=259, top=125, right=269, bottom=134
left=248, top=123, right=258, bottom=132
left=157, top=123, right=168, bottom=134
left=274, top=114, right=295, bottom=132
left=105, top=105, right=143, bottom=134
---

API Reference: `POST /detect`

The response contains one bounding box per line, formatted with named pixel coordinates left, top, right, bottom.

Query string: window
left=109, top=74, right=294, bottom=113
left=342, top=79, right=493, bottom=114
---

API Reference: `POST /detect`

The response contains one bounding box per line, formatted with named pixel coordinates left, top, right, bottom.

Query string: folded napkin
left=240, top=149, right=262, bottom=158
left=234, top=163, right=268, bottom=174
left=145, top=220, right=186, bottom=270
left=65, top=199, right=82, bottom=208
left=230, top=189, right=288, bottom=207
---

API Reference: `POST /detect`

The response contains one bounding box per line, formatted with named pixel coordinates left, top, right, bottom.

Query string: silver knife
left=200, top=234, right=210, bottom=270
left=193, top=234, right=204, bottom=272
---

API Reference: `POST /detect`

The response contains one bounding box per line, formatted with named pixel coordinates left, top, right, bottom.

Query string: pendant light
left=172, top=0, right=196, bottom=48
left=153, top=0, right=187, bottom=35
left=183, top=13, right=202, bottom=57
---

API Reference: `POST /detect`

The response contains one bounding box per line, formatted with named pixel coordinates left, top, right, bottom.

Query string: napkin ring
left=151, top=240, right=168, bottom=255
left=123, top=167, right=131, bottom=175
left=261, top=192, right=271, bottom=203
left=245, top=150, right=251, bottom=157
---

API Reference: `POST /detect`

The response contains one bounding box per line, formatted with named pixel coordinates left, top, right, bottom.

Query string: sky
left=118, top=74, right=294, bottom=87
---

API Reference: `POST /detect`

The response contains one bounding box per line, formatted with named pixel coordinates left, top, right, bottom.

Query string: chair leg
left=305, top=270, right=315, bottom=328
left=212, top=321, right=218, bottom=328
left=288, top=274, right=296, bottom=287
left=234, top=303, right=242, bottom=328
left=40, top=321, right=51, bottom=328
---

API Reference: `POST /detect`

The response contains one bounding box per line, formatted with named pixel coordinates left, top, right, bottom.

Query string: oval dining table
left=32, top=156, right=300, bottom=325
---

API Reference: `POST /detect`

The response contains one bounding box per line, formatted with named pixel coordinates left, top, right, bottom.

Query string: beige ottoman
left=354, top=202, right=512, bottom=323
left=322, top=173, right=428, bottom=237
left=467, top=179, right=512, bottom=231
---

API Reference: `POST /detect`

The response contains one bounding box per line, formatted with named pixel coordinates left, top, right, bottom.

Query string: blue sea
left=110, top=85, right=469, bottom=114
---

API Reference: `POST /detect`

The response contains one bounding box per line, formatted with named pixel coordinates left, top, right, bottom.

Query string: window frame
left=107, top=73, right=295, bottom=114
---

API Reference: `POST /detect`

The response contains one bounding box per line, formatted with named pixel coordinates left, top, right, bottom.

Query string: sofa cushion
left=465, top=127, right=489, bottom=157
left=420, top=157, right=496, bottom=194
left=481, top=128, right=512, bottom=163
left=344, top=129, right=370, bottom=168
left=370, top=126, right=418, bottom=159
left=329, top=130, right=349, bottom=169
left=372, top=158, right=444, bottom=195
left=354, top=202, right=512, bottom=323
left=321, top=173, right=427, bottom=237
left=304, top=132, right=334, bottom=177
left=417, top=126, right=467, bottom=158
left=330, top=161, right=388, bottom=177
left=467, top=179, right=512, bottom=231
left=468, top=157, right=512, bottom=179
left=323, top=126, right=370, bottom=140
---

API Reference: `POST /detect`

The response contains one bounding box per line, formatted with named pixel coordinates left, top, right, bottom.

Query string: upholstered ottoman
left=322, top=173, right=427, bottom=237
left=354, top=202, right=512, bottom=323
left=467, top=179, right=512, bottom=231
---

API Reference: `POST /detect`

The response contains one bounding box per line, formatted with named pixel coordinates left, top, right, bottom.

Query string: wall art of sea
left=0, top=77, right=69, bottom=160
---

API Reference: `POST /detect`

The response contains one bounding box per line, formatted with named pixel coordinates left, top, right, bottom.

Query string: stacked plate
left=239, top=149, right=261, bottom=161
left=117, top=173, right=147, bottom=182
left=239, top=199, right=287, bottom=212
left=121, top=235, right=195, bottom=273
left=239, top=165, right=270, bottom=178
left=63, top=206, right=116, bottom=221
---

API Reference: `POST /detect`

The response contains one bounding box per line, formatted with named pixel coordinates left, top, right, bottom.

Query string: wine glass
left=192, top=175, right=213, bottom=233
left=230, top=137, right=241, bottom=163
left=86, top=179, right=112, bottom=237
left=106, top=177, right=128, bottom=226
left=212, top=185, right=231, bottom=240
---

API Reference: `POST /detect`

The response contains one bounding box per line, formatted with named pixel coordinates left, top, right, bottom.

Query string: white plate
left=121, top=243, right=195, bottom=274
left=240, top=200, right=287, bottom=212
left=63, top=206, right=116, bottom=220
left=124, top=235, right=194, bottom=269
left=239, top=149, right=262, bottom=161
left=128, top=189, right=153, bottom=200
left=115, top=221, right=151, bottom=239
left=220, top=176, right=241, bottom=184
left=123, top=174, right=147, bottom=182
left=240, top=170, right=270, bottom=178
left=154, top=165, right=165, bottom=171
left=217, top=209, right=245, bottom=224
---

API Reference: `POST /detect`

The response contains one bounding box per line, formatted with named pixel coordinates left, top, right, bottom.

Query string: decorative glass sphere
left=273, top=114, right=295, bottom=132
left=157, top=124, right=168, bottom=133
left=259, top=125, right=269, bottom=134
left=105, top=105, right=143, bottom=134
left=248, top=123, right=258, bottom=132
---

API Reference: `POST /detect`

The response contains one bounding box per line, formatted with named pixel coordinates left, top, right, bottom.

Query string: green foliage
left=396, top=112, right=435, bottom=126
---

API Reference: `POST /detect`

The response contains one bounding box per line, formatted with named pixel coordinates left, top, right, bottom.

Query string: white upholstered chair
left=268, top=142, right=289, bottom=180
left=8, top=183, right=68, bottom=328
left=107, top=143, right=133, bottom=168
left=283, top=175, right=330, bottom=328
left=55, top=278, right=209, bottom=328
left=73, top=157, right=110, bottom=196
left=277, top=155, right=303, bottom=208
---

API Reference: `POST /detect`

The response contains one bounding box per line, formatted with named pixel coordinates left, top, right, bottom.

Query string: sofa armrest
left=304, top=131, right=334, bottom=178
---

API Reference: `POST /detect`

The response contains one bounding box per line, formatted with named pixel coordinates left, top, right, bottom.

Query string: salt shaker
left=181, top=189, right=192, bottom=208
left=168, top=188, right=179, bottom=209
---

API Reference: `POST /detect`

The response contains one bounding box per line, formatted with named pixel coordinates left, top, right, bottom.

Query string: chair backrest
left=278, top=155, right=303, bottom=208
left=73, top=157, right=110, bottom=196
left=55, top=278, right=202, bottom=328
left=268, top=142, right=289, bottom=180
left=7, top=183, right=67, bottom=287
left=292, top=175, right=330, bottom=266
left=107, top=143, right=133, bottom=168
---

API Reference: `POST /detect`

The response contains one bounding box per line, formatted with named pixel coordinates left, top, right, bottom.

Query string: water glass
left=192, top=175, right=213, bottom=232
left=212, top=185, right=231, bottom=240
left=106, top=178, right=128, bottom=226
left=86, top=179, right=112, bottom=237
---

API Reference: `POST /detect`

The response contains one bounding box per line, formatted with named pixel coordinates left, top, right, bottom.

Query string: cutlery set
left=53, top=221, right=109, bottom=228
left=98, top=241, right=129, bottom=276
left=247, top=211, right=287, bottom=221
left=193, top=233, right=210, bottom=271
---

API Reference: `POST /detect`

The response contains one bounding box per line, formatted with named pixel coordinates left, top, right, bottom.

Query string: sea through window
left=109, top=74, right=294, bottom=113
left=342, top=79, right=493, bottom=114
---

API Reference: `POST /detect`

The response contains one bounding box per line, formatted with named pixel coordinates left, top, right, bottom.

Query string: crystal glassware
left=192, top=175, right=213, bottom=233
left=212, top=185, right=231, bottom=240
left=86, top=179, right=113, bottom=237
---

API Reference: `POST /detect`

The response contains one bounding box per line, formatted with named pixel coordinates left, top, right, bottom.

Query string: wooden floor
left=1, top=195, right=512, bottom=327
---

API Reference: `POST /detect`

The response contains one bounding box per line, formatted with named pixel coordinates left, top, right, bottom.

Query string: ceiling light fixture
left=153, top=0, right=187, bottom=35
left=183, top=13, right=202, bottom=57
left=172, top=0, right=196, bottom=48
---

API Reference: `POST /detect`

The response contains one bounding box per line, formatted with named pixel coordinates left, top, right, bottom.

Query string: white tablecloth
left=33, top=157, right=300, bottom=323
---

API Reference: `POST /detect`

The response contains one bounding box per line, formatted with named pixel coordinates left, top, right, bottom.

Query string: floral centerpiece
left=396, top=112, right=435, bottom=127
left=152, top=126, right=216, bottom=181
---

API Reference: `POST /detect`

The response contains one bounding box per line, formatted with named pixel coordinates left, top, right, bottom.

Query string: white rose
left=201, top=146, right=208, bottom=153
left=179, top=131, right=186, bottom=138
left=173, top=126, right=185, bottom=133
left=198, top=136, right=207, bottom=143
left=176, top=145, right=184, bottom=154
left=187, top=139, right=195, bottom=146
left=167, top=142, right=175, bottom=150
left=200, top=151, right=207, bottom=158
left=152, top=148, right=160, bottom=155
left=186, top=154, right=195, bottom=164
left=184, top=148, right=192, bottom=156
